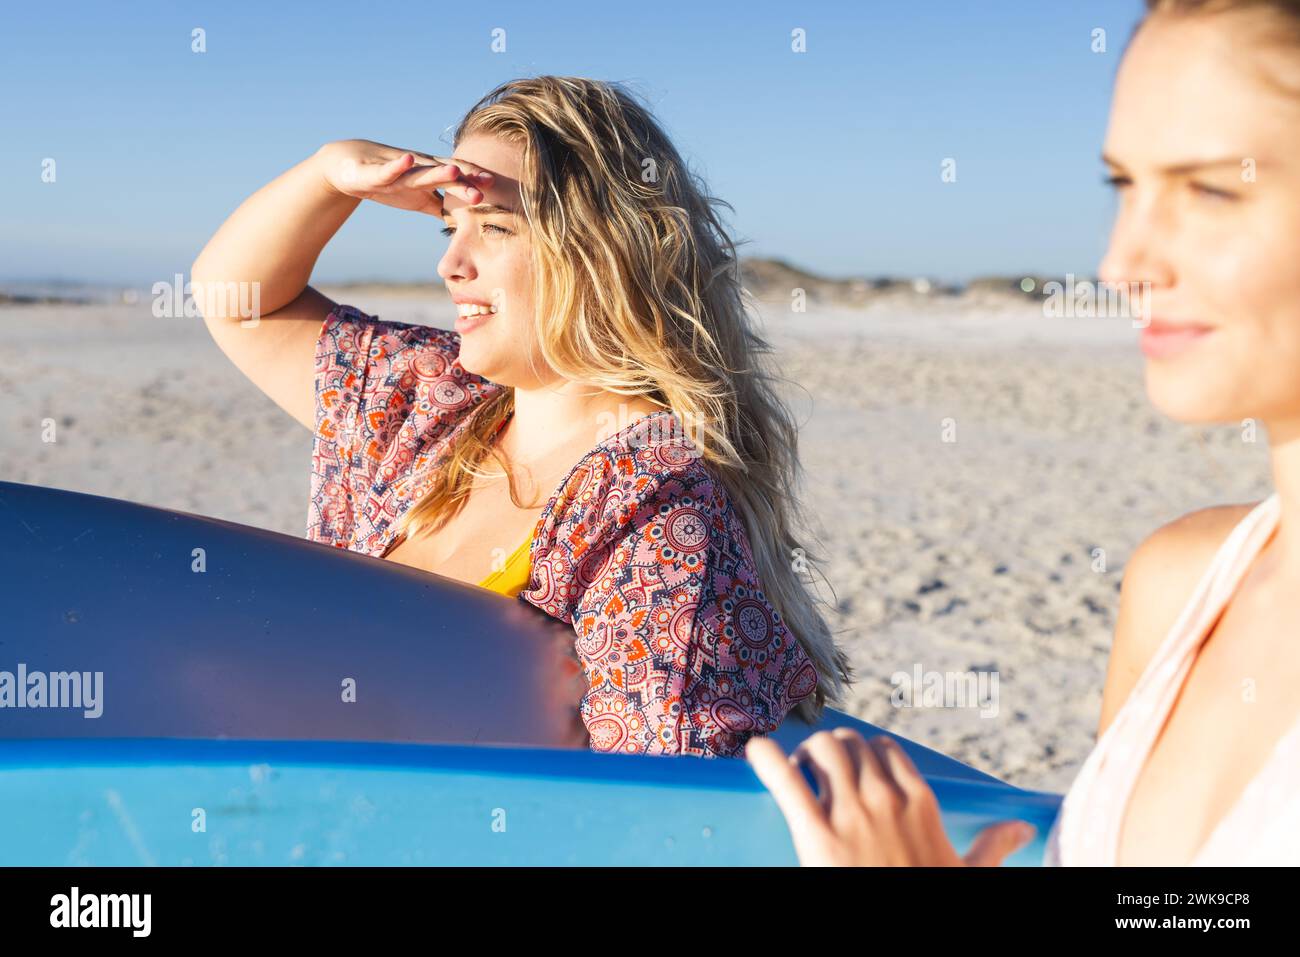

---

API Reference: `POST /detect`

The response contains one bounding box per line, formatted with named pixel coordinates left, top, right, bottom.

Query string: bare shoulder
left=1097, top=501, right=1261, bottom=738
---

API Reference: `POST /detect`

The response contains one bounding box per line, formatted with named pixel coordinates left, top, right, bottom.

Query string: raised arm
left=191, top=140, right=494, bottom=429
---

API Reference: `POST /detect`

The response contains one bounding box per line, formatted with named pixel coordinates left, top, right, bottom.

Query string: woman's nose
left=437, top=242, right=476, bottom=283
left=1098, top=200, right=1174, bottom=291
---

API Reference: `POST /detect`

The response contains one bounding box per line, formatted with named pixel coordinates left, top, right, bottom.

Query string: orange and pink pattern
left=308, top=304, right=818, bottom=757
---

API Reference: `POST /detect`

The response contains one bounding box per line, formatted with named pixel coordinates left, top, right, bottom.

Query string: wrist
left=313, top=141, right=355, bottom=197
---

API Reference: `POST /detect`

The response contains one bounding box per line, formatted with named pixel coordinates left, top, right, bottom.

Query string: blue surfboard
left=0, top=480, right=1062, bottom=865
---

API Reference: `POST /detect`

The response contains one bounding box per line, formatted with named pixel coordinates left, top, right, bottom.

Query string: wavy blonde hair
left=395, top=76, right=851, bottom=720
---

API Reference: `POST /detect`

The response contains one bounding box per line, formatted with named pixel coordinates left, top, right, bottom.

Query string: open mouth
left=455, top=303, right=498, bottom=333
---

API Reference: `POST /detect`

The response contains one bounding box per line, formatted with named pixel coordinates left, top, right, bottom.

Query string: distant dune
left=313, top=260, right=1094, bottom=312
left=2, top=260, right=1095, bottom=313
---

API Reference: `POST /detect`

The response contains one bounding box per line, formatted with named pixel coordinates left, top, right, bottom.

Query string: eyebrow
left=460, top=203, right=518, bottom=216
left=1101, top=152, right=1262, bottom=175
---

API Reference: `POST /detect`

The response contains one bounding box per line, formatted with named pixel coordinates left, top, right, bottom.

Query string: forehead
left=443, top=133, right=524, bottom=213
left=1104, top=15, right=1300, bottom=168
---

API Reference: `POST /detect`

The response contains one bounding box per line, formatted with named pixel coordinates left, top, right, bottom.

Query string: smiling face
left=437, top=133, right=546, bottom=386
left=1098, top=11, right=1300, bottom=427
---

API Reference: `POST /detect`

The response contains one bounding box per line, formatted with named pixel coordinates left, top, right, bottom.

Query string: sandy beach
left=0, top=291, right=1273, bottom=791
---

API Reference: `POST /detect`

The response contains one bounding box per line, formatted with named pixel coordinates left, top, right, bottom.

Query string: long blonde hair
left=397, top=76, right=851, bottom=720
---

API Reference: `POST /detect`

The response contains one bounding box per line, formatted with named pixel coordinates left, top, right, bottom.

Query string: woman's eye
left=439, top=224, right=512, bottom=237
left=1102, top=174, right=1132, bottom=190
left=1189, top=181, right=1237, bottom=201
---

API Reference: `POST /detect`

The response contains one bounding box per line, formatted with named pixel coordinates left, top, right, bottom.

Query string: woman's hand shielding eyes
left=317, top=138, right=494, bottom=217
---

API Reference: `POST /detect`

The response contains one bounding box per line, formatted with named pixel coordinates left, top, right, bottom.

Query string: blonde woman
left=193, top=76, right=851, bottom=757
left=748, top=0, right=1300, bottom=865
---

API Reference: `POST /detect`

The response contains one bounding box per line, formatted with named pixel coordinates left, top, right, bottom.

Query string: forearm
left=191, top=143, right=358, bottom=319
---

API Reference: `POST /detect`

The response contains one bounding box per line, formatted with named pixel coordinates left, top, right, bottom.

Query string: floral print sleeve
left=307, top=309, right=818, bottom=756
left=307, top=304, right=504, bottom=549
left=520, top=426, right=820, bottom=758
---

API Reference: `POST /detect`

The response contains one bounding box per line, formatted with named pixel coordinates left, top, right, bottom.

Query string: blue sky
left=1, top=1, right=1146, bottom=285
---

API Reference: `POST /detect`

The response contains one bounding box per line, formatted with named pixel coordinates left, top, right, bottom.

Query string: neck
left=504, top=376, right=658, bottom=464
left=1263, top=416, right=1300, bottom=580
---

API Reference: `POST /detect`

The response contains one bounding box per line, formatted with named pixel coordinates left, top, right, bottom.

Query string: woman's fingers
left=869, top=736, right=942, bottom=839
left=369, top=151, right=416, bottom=187
left=868, top=734, right=967, bottom=864
left=383, top=158, right=498, bottom=216
left=397, top=164, right=459, bottom=188
left=411, top=189, right=445, bottom=217
left=867, top=735, right=929, bottom=804
left=400, top=154, right=495, bottom=197
left=394, top=165, right=485, bottom=207
left=751, top=728, right=1008, bottom=866
left=745, top=737, right=828, bottom=836
left=833, top=730, right=887, bottom=797
left=963, top=820, right=1037, bottom=866
left=407, top=150, right=495, bottom=182
left=361, top=147, right=491, bottom=194
left=797, top=731, right=863, bottom=811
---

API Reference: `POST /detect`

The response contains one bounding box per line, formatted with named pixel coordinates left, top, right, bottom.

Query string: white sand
left=0, top=293, right=1273, bottom=791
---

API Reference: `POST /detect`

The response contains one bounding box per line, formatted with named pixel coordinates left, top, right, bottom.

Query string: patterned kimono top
left=307, top=304, right=819, bottom=757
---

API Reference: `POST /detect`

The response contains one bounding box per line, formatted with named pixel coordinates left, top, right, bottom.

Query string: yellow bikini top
left=477, top=537, right=533, bottom=597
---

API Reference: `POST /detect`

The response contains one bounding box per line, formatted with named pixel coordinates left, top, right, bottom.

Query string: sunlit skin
left=434, top=136, right=539, bottom=386
left=1099, top=14, right=1300, bottom=428
left=748, top=11, right=1300, bottom=866
left=434, top=133, right=661, bottom=465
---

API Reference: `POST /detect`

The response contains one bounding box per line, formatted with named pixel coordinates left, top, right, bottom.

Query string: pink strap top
left=1045, top=493, right=1300, bottom=865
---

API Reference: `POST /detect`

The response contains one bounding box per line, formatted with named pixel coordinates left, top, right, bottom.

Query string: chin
left=456, top=342, right=503, bottom=382
left=1143, top=366, right=1241, bottom=426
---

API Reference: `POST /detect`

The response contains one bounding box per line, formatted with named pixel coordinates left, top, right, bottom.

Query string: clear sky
left=0, top=0, right=1146, bottom=285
